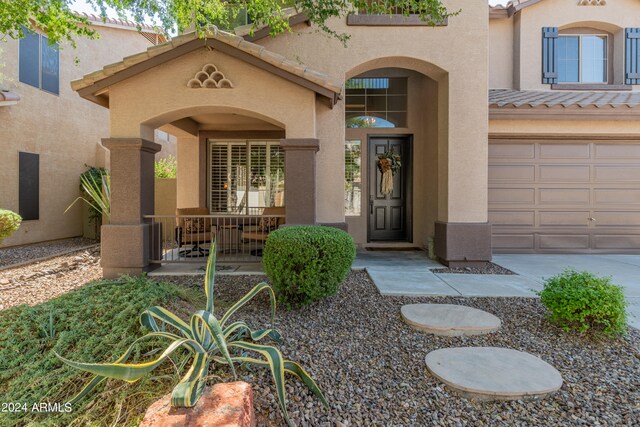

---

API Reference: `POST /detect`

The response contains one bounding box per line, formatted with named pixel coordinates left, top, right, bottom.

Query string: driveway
left=493, top=254, right=640, bottom=330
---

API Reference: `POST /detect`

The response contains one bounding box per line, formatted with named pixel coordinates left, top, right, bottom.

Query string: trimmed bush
left=263, top=226, right=356, bottom=308
left=537, top=269, right=627, bottom=336
left=0, top=209, right=21, bottom=242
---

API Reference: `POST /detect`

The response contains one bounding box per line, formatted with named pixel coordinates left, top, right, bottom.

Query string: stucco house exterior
left=489, top=0, right=640, bottom=253
left=68, top=0, right=640, bottom=278
left=0, top=15, right=166, bottom=248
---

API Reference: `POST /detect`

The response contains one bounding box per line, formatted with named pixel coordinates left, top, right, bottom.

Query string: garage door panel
left=595, top=144, right=640, bottom=158
left=540, top=165, right=590, bottom=182
left=593, top=234, right=640, bottom=249
left=539, top=234, right=590, bottom=249
left=488, top=143, right=535, bottom=159
left=540, top=144, right=590, bottom=159
left=489, top=165, right=535, bottom=181
left=593, top=212, right=640, bottom=227
left=490, top=140, right=640, bottom=253
left=539, top=211, right=590, bottom=226
left=489, top=188, right=535, bottom=204
left=594, top=166, right=640, bottom=182
left=539, top=188, right=590, bottom=204
left=489, top=211, right=535, bottom=226
left=492, top=234, right=535, bottom=249
left=594, top=189, right=640, bottom=205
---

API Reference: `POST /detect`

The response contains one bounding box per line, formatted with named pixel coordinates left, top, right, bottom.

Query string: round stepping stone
left=425, top=347, right=563, bottom=401
left=401, top=304, right=501, bottom=336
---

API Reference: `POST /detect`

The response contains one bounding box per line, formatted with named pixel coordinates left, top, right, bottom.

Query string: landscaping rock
left=139, top=382, right=255, bottom=427
left=425, top=347, right=563, bottom=401
left=401, top=303, right=501, bottom=336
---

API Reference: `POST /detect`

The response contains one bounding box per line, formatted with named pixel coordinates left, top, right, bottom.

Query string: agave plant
left=55, top=243, right=327, bottom=426
left=65, top=169, right=111, bottom=221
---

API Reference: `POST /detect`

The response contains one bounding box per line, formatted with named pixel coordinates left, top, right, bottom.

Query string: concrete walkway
left=358, top=249, right=640, bottom=329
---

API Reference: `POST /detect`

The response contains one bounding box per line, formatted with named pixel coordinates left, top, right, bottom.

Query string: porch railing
left=144, top=214, right=285, bottom=263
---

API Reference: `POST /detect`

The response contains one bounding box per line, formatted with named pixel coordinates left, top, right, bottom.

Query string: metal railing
left=145, top=214, right=285, bottom=263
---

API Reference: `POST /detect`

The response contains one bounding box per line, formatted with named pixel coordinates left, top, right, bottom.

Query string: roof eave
left=489, top=105, right=640, bottom=121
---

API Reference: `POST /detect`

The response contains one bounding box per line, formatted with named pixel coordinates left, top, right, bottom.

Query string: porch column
left=280, top=138, right=319, bottom=225
left=101, top=138, right=161, bottom=278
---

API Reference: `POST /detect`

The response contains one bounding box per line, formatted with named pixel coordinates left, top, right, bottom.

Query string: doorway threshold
left=363, top=242, right=422, bottom=251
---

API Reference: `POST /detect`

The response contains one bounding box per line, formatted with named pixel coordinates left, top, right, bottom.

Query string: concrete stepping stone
left=401, top=304, right=501, bottom=336
left=425, top=347, right=563, bottom=401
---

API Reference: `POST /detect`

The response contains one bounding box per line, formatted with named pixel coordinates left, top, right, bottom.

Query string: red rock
left=139, top=381, right=256, bottom=427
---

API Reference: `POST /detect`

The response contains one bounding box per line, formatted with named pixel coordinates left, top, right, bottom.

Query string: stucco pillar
left=280, top=138, right=319, bottom=225
left=100, top=138, right=161, bottom=278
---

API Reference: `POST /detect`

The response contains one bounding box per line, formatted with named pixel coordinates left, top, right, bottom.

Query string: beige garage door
left=489, top=138, right=640, bottom=253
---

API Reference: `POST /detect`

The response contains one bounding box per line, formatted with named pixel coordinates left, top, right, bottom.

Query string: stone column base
left=101, top=223, right=158, bottom=279
left=434, top=221, right=492, bottom=267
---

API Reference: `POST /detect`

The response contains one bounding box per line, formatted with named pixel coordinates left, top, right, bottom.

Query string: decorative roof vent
left=578, top=0, right=606, bottom=5
left=187, top=64, right=234, bottom=88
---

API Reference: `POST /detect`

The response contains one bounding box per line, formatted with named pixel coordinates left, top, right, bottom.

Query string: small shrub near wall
left=263, top=226, right=356, bottom=309
left=538, top=269, right=627, bottom=336
left=0, top=209, right=22, bottom=242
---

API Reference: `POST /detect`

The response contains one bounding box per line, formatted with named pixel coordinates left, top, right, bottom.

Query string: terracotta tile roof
left=71, top=27, right=342, bottom=97
left=489, top=89, right=640, bottom=108
left=489, top=0, right=546, bottom=18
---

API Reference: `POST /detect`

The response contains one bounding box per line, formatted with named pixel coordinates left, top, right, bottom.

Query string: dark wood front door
left=368, top=136, right=411, bottom=241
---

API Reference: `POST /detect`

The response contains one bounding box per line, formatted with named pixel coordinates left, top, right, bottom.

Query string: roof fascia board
left=490, top=106, right=640, bottom=120
left=242, top=13, right=310, bottom=42
left=490, top=132, right=640, bottom=141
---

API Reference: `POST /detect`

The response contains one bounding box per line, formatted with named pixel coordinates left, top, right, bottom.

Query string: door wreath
left=377, top=150, right=401, bottom=195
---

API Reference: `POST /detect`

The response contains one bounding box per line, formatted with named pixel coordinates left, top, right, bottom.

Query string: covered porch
left=71, top=29, right=342, bottom=278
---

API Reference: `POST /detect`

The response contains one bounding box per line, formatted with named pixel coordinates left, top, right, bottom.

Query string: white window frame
left=345, top=139, right=362, bottom=217
left=558, top=34, right=608, bottom=84
left=208, top=139, right=284, bottom=215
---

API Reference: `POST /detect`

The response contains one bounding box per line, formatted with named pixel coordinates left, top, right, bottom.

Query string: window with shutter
left=542, top=27, right=559, bottom=84
left=209, top=140, right=284, bottom=215
left=625, top=28, right=640, bottom=84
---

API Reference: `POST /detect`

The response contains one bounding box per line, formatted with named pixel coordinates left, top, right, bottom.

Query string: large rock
left=139, top=381, right=256, bottom=427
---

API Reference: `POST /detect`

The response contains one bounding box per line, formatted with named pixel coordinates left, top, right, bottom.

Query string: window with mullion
left=558, top=34, right=607, bottom=83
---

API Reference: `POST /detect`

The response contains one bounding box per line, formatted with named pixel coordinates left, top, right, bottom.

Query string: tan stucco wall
left=489, top=16, right=514, bottom=89
left=0, top=27, right=152, bottom=247
left=510, top=0, right=640, bottom=90
left=490, top=119, right=640, bottom=135
left=259, top=0, right=489, bottom=234
left=108, top=48, right=317, bottom=141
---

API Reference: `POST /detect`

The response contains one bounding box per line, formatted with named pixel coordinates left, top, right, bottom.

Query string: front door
left=368, top=136, right=411, bottom=241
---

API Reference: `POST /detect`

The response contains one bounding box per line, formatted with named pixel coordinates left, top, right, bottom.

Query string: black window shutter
left=625, top=28, right=640, bottom=84
left=19, top=152, right=40, bottom=221
left=19, top=27, right=40, bottom=89
left=542, top=27, right=558, bottom=84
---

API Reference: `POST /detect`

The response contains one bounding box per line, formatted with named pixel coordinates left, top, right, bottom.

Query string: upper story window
left=345, top=77, right=408, bottom=128
left=19, top=27, right=59, bottom=95
left=557, top=35, right=607, bottom=83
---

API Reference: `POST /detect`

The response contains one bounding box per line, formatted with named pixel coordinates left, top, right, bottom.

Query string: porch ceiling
left=71, top=27, right=342, bottom=107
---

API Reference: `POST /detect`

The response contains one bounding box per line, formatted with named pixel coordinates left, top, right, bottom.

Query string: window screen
left=558, top=35, right=607, bottom=83
left=19, top=152, right=40, bottom=221
left=18, top=28, right=59, bottom=94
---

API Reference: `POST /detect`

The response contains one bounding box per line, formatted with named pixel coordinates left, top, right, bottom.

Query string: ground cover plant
left=55, top=244, right=326, bottom=427
left=0, top=276, right=203, bottom=427
left=263, top=226, right=356, bottom=309
left=538, top=268, right=627, bottom=336
left=0, top=209, right=21, bottom=242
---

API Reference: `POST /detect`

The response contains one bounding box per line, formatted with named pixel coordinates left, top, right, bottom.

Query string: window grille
left=345, top=140, right=362, bottom=216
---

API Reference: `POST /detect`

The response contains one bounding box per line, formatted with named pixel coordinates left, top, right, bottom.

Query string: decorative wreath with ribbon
left=377, top=150, right=402, bottom=195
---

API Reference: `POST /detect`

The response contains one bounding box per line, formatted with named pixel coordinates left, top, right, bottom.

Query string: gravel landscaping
left=0, top=247, right=101, bottom=310
left=0, top=237, right=97, bottom=269
left=431, top=262, right=516, bottom=275
left=1, top=256, right=638, bottom=426
left=161, top=271, right=640, bottom=427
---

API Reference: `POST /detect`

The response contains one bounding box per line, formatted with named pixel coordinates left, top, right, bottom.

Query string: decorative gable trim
left=577, top=0, right=606, bottom=5
left=187, top=64, right=234, bottom=88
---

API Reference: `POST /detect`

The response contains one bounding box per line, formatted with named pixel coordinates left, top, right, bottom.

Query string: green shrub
left=155, top=155, right=177, bottom=178
left=0, top=209, right=21, bottom=242
left=537, top=268, right=627, bottom=336
left=263, top=225, right=356, bottom=308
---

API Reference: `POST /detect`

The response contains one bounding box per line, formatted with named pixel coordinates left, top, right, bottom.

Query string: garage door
left=489, top=139, right=640, bottom=253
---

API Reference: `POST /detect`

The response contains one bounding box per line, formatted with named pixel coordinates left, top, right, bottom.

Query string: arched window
left=345, top=77, right=407, bottom=128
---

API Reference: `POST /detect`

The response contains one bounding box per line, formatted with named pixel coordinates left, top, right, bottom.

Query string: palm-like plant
left=55, top=243, right=327, bottom=426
